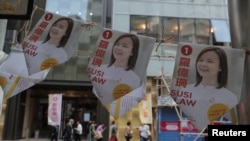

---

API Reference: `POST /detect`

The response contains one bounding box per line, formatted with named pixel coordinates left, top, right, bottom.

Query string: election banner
left=170, top=43, right=245, bottom=130
left=22, top=11, right=85, bottom=75
left=139, top=93, right=153, bottom=124
left=48, top=94, right=62, bottom=126
left=0, top=48, right=50, bottom=99
left=87, top=28, right=156, bottom=118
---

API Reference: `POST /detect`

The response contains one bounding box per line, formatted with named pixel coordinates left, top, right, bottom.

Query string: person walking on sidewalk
left=74, top=120, right=83, bottom=141
left=63, top=119, right=74, bottom=141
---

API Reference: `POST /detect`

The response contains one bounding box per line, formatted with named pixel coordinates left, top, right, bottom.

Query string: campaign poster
left=170, top=43, right=245, bottom=130
left=22, top=11, right=85, bottom=75
left=87, top=28, right=156, bottom=118
left=139, top=93, right=153, bottom=124
left=0, top=48, right=50, bottom=99
left=48, top=94, right=62, bottom=126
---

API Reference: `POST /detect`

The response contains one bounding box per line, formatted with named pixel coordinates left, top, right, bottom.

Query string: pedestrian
left=124, top=121, right=133, bottom=141
left=95, top=123, right=106, bottom=141
left=109, top=121, right=118, bottom=141
left=138, top=123, right=150, bottom=141
left=74, top=120, right=83, bottom=141
left=138, top=123, right=144, bottom=141
left=50, top=125, right=59, bottom=141
left=87, top=120, right=97, bottom=141
left=63, top=118, right=74, bottom=141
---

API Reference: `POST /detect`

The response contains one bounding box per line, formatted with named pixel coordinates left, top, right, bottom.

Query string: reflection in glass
left=147, top=16, right=160, bottom=40
left=195, top=19, right=210, bottom=44
left=130, top=15, right=146, bottom=35
left=162, top=17, right=178, bottom=44
left=179, top=18, right=195, bottom=43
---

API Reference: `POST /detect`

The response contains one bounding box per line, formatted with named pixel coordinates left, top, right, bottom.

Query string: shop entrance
left=28, top=84, right=97, bottom=139
left=60, top=97, right=98, bottom=138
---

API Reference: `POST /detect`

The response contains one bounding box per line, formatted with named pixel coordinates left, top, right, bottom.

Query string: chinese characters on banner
left=48, top=94, right=62, bottom=126
left=22, top=12, right=84, bottom=75
left=87, top=28, right=156, bottom=118
left=170, top=43, right=245, bottom=130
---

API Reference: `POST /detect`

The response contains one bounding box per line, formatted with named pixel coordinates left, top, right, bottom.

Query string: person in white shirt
left=139, top=123, right=150, bottom=141
left=174, top=47, right=238, bottom=130
left=74, top=121, right=83, bottom=141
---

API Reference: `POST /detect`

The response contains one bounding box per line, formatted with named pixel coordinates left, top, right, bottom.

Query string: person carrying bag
left=124, top=121, right=133, bottom=141
left=95, top=123, right=106, bottom=141
left=109, top=121, right=118, bottom=141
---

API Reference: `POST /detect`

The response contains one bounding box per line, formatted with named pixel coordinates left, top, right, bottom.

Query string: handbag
left=95, top=131, right=103, bottom=139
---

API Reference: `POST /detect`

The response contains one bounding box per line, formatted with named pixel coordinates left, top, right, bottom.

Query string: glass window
left=162, top=17, right=178, bottom=44
left=130, top=16, right=227, bottom=46
left=130, top=15, right=147, bottom=35
left=146, top=16, right=161, bottom=40
left=195, top=19, right=210, bottom=44
left=208, top=0, right=227, bottom=5
left=179, top=18, right=195, bottom=43
left=211, top=19, right=231, bottom=42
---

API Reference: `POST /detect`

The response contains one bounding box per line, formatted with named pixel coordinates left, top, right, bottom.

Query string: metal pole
left=228, top=0, right=250, bottom=124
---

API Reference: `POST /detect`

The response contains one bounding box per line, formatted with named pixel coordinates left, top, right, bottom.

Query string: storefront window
left=130, top=16, right=212, bottom=45
left=162, top=17, right=178, bottom=44
left=195, top=19, right=210, bottom=44
left=179, top=18, right=195, bottom=43
left=130, top=15, right=147, bottom=35
left=147, top=16, right=160, bottom=40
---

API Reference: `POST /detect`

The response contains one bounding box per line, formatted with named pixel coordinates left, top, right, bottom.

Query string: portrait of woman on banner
left=171, top=45, right=244, bottom=130
left=88, top=31, right=154, bottom=105
left=22, top=14, right=73, bottom=74
left=22, top=12, right=83, bottom=75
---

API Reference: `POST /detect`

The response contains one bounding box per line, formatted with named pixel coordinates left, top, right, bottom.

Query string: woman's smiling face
left=196, top=51, right=221, bottom=79
left=113, top=37, right=133, bottom=61
left=50, top=20, right=69, bottom=40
